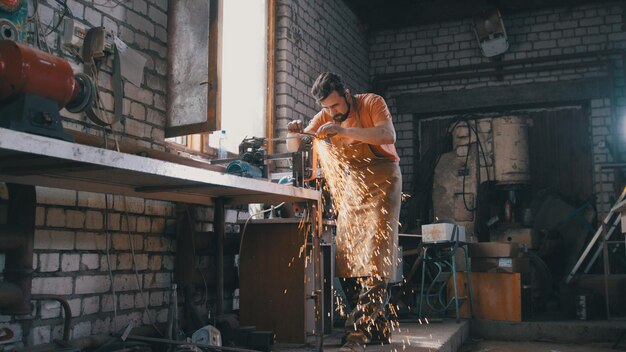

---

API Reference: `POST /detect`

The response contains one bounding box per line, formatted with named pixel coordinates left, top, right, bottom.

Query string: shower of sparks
left=313, top=139, right=403, bottom=345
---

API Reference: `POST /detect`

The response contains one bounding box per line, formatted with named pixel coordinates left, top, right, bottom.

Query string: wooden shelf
left=0, top=128, right=321, bottom=206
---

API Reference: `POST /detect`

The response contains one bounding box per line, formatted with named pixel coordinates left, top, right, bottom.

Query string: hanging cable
left=461, top=120, right=476, bottom=212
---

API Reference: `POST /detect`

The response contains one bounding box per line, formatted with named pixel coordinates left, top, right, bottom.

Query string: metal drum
left=492, top=116, right=530, bottom=187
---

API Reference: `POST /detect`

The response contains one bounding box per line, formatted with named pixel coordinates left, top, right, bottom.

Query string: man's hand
left=287, top=120, right=304, bottom=133
left=317, top=121, right=344, bottom=138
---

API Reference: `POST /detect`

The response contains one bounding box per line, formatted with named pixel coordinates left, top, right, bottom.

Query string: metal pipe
left=313, top=202, right=323, bottom=352
left=123, top=334, right=262, bottom=352
left=0, top=225, right=26, bottom=250
left=31, top=295, right=72, bottom=341
left=380, top=61, right=606, bottom=88
left=0, top=281, right=22, bottom=308
left=214, top=197, right=225, bottom=315
left=373, top=49, right=625, bottom=83
left=599, top=163, right=626, bottom=169
left=2, top=184, right=35, bottom=315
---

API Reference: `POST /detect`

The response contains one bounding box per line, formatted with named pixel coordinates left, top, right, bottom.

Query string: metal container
left=492, top=116, right=530, bottom=186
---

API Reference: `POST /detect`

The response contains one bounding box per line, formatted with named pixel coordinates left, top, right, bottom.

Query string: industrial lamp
left=473, top=7, right=509, bottom=57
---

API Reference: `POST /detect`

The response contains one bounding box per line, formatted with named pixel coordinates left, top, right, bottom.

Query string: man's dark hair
left=311, top=72, right=345, bottom=102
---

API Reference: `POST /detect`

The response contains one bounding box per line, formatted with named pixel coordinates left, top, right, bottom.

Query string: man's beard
left=332, top=95, right=351, bottom=122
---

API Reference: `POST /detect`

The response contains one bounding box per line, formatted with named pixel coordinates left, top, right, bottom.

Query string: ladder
left=565, top=187, right=626, bottom=284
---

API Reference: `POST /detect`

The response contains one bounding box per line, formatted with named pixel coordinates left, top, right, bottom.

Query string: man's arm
left=317, top=119, right=396, bottom=145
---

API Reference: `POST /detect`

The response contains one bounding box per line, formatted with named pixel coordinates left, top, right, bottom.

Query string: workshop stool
left=418, top=239, right=474, bottom=322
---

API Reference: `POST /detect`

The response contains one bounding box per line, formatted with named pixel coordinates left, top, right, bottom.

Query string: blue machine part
left=225, top=160, right=263, bottom=178
left=0, top=0, right=28, bottom=43
left=278, top=175, right=294, bottom=185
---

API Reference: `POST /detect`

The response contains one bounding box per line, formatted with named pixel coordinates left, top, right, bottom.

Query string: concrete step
left=274, top=320, right=471, bottom=352
left=470, top=319, right=626, bottom=344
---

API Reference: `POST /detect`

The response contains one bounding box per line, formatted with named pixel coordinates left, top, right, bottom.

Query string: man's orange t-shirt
left=307, top=93, right=400, bottom=163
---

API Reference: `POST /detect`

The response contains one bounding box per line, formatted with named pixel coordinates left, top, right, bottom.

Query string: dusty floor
left=461, top=339, right=616, bottom=352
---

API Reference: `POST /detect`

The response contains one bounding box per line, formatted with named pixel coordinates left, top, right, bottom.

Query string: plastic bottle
left=218, top=130, right=227, bottom=159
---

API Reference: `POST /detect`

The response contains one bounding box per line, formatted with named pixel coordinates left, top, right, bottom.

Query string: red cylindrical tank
left=0, top=40, right=80, bottom=107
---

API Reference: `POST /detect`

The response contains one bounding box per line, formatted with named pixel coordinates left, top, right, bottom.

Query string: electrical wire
left=103, top=193, right=118, bottom=329
left=91, top=0, right=127, bottom=8
left=100, top=127, right=160, bottom=335
left=461, top=120, right=476, bottom=212
left=464, top=116, right=492, bottom=182
left=45, top=0, right=72, bottom=36
left=122, top=198, right=163, bottom=336
left=31, top=1, right=52, bottom=53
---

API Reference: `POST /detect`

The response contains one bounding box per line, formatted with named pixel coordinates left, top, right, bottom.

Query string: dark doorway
left=527, top=108, right=594, bottom=204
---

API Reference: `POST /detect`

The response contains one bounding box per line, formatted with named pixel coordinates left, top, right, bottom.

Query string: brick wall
left=36, top=0, right=170, bottom=149
left=273, top=0, right=370, bottom=160
left=35, top=190, right=176, bottom=344
left=0, top=0, right=237, bottom=347
left=1, top=185, right=246, bottom=347
left=368, top=2, right=626, bottom=216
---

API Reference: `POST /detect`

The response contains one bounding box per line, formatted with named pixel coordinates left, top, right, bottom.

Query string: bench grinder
left=0, top=40, right=95, bottom=141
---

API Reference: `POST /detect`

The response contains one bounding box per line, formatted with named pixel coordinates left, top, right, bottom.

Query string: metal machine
left=0, top=0, right=28, bottom=42
left=0, top=40, right=95, bottom=141
left=220, top=135, right=315, bottom=187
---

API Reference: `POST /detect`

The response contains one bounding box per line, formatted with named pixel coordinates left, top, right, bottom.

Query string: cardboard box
left=468, top=242, right=522, bottom=258
left=422, top=223, right=466, bottom=243
left=471, top=257, right=530, bottom=273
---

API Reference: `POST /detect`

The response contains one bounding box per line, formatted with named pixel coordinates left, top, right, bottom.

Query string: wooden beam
left=265, top=0, right=276, bottom=154
left=396, top=78, right=610, bottom=117
left=213, top=0, right=223, bottom=131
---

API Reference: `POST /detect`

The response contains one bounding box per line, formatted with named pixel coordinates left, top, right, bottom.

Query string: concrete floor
left=274, top=319, right=625, bottom=352
left=460, top=339, right=615, bottom=351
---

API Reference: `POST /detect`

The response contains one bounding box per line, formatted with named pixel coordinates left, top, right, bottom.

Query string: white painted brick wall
left=273, top=0, right=370, bottom=163
left=82, top=296, right=100, bottom=315
left=72, top=321, right=92, bottom=339
left=32, top=277, right=73, bottom=295
left=38, top=254, right=60, bottom=273
left=34, top=230, right=75, bottom=250
left=28, top=326, right=50, bottom=346
left=40, top=301, right=62, bottom=319
left=76, top=232, right=107, bottom=250
left=61, top=254, right=80, bottom=272
left=75, top=275, right=111, bottom=295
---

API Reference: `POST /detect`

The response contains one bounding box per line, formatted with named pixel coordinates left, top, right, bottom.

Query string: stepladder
left=565, top=187, right=626, bottom=284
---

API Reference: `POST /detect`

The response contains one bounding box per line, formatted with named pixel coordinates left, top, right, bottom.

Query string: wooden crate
left=449, top=272, right=529, bottom=321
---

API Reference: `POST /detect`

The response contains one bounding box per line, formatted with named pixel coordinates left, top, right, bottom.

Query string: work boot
left=369, top=315, right=391, bottom=344
left=370, top=329, right=391, bottom=344
left=339, top=341, right=365, bottom=352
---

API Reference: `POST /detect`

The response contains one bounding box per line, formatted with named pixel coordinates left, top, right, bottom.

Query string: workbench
left=0, top=127, right=324, bottom=346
